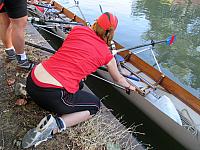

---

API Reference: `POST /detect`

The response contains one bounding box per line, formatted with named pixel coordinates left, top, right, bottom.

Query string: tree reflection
left=132, top=0, right=200, bottom=90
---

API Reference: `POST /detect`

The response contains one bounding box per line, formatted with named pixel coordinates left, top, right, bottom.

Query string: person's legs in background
left=10, top=16, right=27, bottom=55
left=0, top=0, right=34, bottom=69
left=0, top=12, right=16, bottom=60
left=10, top=15, right=35, bottom=69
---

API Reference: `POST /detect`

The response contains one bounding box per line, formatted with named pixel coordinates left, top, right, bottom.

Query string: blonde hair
left=91, top=22, right=115, bottom=46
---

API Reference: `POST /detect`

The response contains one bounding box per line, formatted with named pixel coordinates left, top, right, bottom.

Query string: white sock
left=58, top=117, right=67, bottom=131
left=17, top=52, right=27, bottom=60
left=5, top=47, right=15, bottom=51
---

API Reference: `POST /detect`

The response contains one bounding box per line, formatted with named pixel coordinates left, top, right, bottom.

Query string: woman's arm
left=106, top=58, right=136, bottom=91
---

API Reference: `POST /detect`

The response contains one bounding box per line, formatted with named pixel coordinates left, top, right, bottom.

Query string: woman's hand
left=129, top=85, right=136, bottom=92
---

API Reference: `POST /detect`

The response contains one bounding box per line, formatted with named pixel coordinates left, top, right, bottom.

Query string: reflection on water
left=132, top=0, right=200, bottom=96
left=57, top=0, right=200, bottom=97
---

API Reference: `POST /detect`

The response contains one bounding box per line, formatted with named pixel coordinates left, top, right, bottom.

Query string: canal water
left=40, top=0, right=200, bottom=149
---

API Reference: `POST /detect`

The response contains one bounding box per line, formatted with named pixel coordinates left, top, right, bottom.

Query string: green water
left=57, top=0, right=200, bottom=97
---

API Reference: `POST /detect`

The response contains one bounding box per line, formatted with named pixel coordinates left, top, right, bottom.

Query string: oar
left=27, top=2, right=53, bottom=9
left=25, top=41, right=56, bottom=54
left=33, top=24, right=65, bottom=40
left=28, top=17, right=84, bottom=26
left=45, top=19, right=84, bottom=26
left=90, top=74, right=145, bottom=96
left=112, top=35, right=176, bottom=55
left=90, top=74, right=127, bottom=91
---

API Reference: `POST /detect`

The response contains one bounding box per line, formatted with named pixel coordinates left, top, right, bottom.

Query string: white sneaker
left=22, top=114, right=58, bottom=148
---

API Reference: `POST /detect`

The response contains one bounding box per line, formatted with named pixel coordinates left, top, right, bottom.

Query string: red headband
left=97, top=12, right=118, bottom=31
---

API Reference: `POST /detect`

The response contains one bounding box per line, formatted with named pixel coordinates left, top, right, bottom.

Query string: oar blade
left=166, top=34, right=176, bottom=46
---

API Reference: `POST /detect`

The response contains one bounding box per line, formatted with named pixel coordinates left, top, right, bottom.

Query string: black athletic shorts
left=0, top=0, right=27, bottom=19
left=26, top=72, right=100, bottom=115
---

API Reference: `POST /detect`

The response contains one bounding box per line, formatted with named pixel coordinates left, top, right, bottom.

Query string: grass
left=65, top=106, right=143, bottom=150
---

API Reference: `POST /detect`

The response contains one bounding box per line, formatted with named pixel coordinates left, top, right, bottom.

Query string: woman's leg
left=22, top=75, right=100, bottom=148
left=10, top=16, right=27, bottom=54
left=51, top=89, right=100, bottom=133
left=61, top=110, right=92, bottom=128
left=33, top=89, right=100, bottom=133
left=51, top=110, right=92, bottom=134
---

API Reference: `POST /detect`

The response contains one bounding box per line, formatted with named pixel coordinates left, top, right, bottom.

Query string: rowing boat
left=27, top=1, right=200, bottom=149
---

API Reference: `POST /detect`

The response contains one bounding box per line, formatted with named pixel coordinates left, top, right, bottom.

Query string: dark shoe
left=5, top=48, right=16, bottom=60
left=16, top=55, right=35, bottom=70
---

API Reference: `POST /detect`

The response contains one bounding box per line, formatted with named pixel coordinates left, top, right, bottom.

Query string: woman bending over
left=22, top=12, right=136, bottom=148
